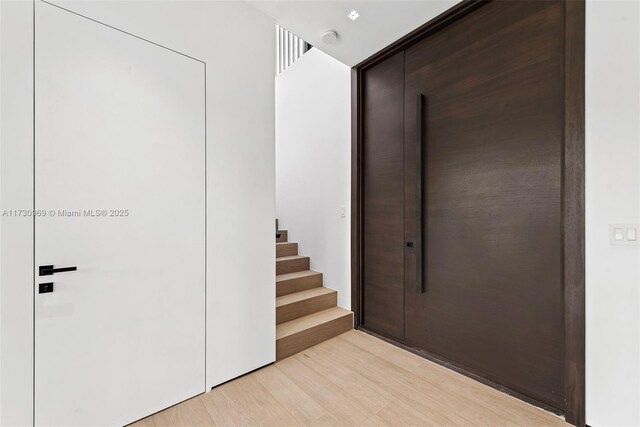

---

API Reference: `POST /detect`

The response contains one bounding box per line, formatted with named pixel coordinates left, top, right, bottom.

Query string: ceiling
left=247, top=0, right=460, bottom=67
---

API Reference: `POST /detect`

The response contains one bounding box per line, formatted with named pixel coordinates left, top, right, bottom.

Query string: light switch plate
left=614, top=228, right=625, bottom=241
left=610, top=224, right=640, bottom=246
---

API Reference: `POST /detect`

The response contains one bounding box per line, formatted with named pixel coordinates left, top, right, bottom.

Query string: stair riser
left=277, top=273, right=323, bottom=297
left=276, top=230, right=288, bottom=243
left=276, top=257, right=309, bottom=275
left=276, top=242, right=298, bottom=257
left=277, top=292, right=337, bottom=325
left=276, top=313, right=353, bottom=360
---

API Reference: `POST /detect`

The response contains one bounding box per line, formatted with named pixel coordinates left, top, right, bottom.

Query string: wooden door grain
left=362, top=52, right=405, bottom=340
left=403, top=0, right=565, bottom=410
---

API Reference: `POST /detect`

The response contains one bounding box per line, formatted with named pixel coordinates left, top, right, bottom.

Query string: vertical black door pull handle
left=416, top=94, right=426, bottom=293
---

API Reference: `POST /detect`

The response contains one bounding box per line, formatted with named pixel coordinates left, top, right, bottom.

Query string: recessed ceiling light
left=348, top=10, right=360, bottom=21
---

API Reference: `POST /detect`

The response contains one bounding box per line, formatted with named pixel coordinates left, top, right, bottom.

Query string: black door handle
left=39, top=282, right=54, bottom=294
left=39, top=265, right=77, bottom=276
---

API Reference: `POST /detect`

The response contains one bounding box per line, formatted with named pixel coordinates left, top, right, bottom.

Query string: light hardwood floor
left=132, top=331, right=568, bottom=426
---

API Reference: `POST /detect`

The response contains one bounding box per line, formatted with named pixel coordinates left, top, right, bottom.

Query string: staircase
left=275, top=230, right=353, bottom=360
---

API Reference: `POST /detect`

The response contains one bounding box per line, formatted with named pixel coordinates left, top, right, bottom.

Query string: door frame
left=350, top=1, right=585, bottom=425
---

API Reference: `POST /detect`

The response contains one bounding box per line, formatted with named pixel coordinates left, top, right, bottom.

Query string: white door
left=34, top=2, right=206, bottom=425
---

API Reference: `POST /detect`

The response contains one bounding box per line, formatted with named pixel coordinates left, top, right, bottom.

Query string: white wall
left=0, top=1, right=275, bottom=424
left=586, top=1, right=640, bottom=426
left=0, top=1, right=35, bottom=424
left=276, top=48, right=351, bottom=308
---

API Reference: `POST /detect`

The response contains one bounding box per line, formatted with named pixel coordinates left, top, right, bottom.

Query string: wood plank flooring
left=132, top=331, right=568, bottom=426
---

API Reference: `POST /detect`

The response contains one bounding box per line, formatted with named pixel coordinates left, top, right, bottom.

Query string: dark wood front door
left=362, top=0, right=566, bottom=412
left=405, top=0, right=565, bottom=409
left=361, top=52, right=405, bottom=340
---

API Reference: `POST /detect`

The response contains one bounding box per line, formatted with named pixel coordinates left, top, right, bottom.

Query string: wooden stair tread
left=276, top=242, right=298, bottom=257
left=276, top=270, right=323, bottom=297
left=276, top=255, right=310, bottom=275
left=276, top=270, right=321, bottom=282
left=276, top=287, right=335, bottom=307
left=277, top=307, right=352, bottom=340
left=276, top=255, right=307, bottom=262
